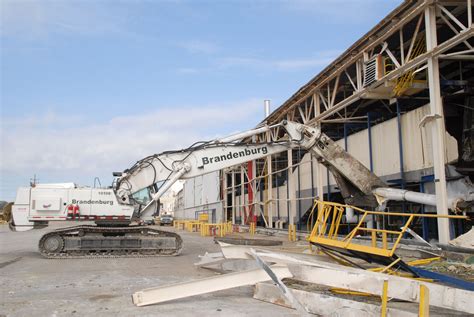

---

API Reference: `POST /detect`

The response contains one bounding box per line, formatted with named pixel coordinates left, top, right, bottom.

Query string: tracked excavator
left=9, top=120, right=472, bottom=258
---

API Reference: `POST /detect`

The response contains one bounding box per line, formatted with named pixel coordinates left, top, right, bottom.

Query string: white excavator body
left=11, top=184, right=135, bottom=232
left=8, top=120, right=472, bottom=258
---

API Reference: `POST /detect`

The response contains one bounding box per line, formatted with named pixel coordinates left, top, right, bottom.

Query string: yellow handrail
left=309, top=200, right=467, bottom=258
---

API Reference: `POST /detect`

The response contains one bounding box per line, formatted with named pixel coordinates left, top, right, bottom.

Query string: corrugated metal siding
left=183, top=171, right=221, bottom=209
left=371, top=117, right=400, bottom=176
left=295, top=104, right=458, bottom=189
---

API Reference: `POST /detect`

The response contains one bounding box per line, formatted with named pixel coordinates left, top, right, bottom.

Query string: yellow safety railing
left=309, top=200, right=467, bottom=258
left=288, top=224, right=297, bottom=241
left=185, top=221, right=201, bottom=232
left=173, top=219, right=192, bottom=230
left=200, top=222, right=233, bottom=237
left=380, top=279, right=429, bottom=316
left=174, top=219, right=202, bottom=232
left=384, top=57, right=395, bottom=75
left=393, top=38, right=426, bottom=96
left=249, top=222, right=256, bottom=235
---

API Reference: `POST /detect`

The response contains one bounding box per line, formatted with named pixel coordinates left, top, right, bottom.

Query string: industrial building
left=176, top=0, right=474, bottom=244
left=2, top=1, right=473, bottom=315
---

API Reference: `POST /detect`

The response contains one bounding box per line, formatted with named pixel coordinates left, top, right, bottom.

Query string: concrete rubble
left=132, top=240, right=474, bottom=316
left=449, top=227, right=474, bottom=250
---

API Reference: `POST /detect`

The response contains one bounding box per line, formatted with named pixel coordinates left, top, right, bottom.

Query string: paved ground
left=0, top=223, right=296, bottom=317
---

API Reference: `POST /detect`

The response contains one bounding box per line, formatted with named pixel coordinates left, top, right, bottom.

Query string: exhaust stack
left=264, top=100, right=271, bottom=118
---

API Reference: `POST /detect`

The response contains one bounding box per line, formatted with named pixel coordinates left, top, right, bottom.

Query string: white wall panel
left=295, top=104, right=458, bottom=192
left=371, top=117, right=400, bottom=176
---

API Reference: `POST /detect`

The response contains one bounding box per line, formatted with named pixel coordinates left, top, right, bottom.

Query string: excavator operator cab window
left=132, top=187, right=152, bottom=205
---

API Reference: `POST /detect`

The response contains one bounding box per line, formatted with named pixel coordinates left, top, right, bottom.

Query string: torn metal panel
left=254, top=282, right=418, bottom=317
left=132, top=265, right=292, bottom=307
left=249, top=249, right=310, bottom=316
left=220, top=246, right=474, bottom=314
left=289, top=264, right=474, bottom=314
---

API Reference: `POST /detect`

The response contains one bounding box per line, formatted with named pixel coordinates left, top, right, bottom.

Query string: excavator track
left=38, top=225, right=183, bottom=259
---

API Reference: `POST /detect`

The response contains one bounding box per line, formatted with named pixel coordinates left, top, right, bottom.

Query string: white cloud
left=178, top=39, right=219, bottom=54
left=216, top=50, right=341, bottom=71
left=1, top=99, right=266, bottom=179
left=176, top=50, right=341, bottom=75
left=0, top=0, right=137, bottom=39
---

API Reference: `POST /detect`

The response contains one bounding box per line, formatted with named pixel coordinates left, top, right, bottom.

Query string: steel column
left=276, top=171, right=280, bottom=219
left=231, top=170, right=236, bottom=225
left=419, top=174, right=434, bottom=241
left=297, top=150, right=302, bottom=230
left=223, top=171, right=228, bottom=222
left=425, top=5, right=451, bottom=244
left=343, top=123, right=348, bottom=151
left=287, top=148, right=296, bottom=226
left=267, top=150, right=273, bottom=228
left=396, top=101, right=405, bottom=188
left=310, top=153, right=315, bottom=198
left=367, top=112, right=374, bottom=172
left=247, top=161, right=254, bottom=224
left=326, top=168, right=331, bottom=201
left=240, top=167, right=245, bottom=225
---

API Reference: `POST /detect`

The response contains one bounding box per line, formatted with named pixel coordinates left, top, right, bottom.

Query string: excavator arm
left=115, top=121, right=303, bottom=217
left=11, top=119, right=470, bottom=258
left=114, top=120, right=388, bottom=219
left=115, top=118, right=470, bottom=218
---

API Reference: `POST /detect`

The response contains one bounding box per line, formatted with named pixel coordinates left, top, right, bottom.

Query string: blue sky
left=0, top=0, right=401, bottom=200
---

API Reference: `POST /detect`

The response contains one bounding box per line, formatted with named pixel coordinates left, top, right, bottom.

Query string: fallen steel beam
left=254, top=282, right=418, bottom=317
left=220, top=246, right=474, bottom=314
left=289, top=264, right=474, bottom=314
left=132, top=265, right=292, bottom=307
left=249, top=249, right=310, bottom=316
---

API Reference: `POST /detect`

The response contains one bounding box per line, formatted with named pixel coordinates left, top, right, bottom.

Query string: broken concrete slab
left=289, top=264, right=474, bottom=314
left=220, top=246, right=474, bottom=314
left=249, top=249, right=310, bottom=316
left=449, top=227, right=474, bottom=250
left=254, top=282, right=419, bottom=317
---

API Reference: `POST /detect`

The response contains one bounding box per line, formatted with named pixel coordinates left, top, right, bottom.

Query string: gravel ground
left=0, top=223, right=296, bottom=317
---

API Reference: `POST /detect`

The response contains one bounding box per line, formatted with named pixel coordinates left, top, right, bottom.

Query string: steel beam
left=287, top=148, right=296, bottom=226
left=311, top=26, right=473, bottom=122
left=273, top=1, right=431, bottom=123
left=223, top=171, right=228, bottom=222
left=220, top=247, right=474, bottom=314
left=254, top=282, right=418, bottom=317
left=132, top=265, right=292, bottom=307
left=289, top=264, right=474, bottom=314
left=231, top=170, right=236, bottom=225
left=266, top=134, right=273, bottom=228
left=240, top=166, right=245, bottom=225
left=249, top=249, right=309, bottom=315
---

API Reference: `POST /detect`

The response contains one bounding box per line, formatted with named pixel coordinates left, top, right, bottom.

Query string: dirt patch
left=0, top=257, right=22, bottom=269
left=215, top=237, right=283, bottom=246
left=88, top=294, right=119, bottom=301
